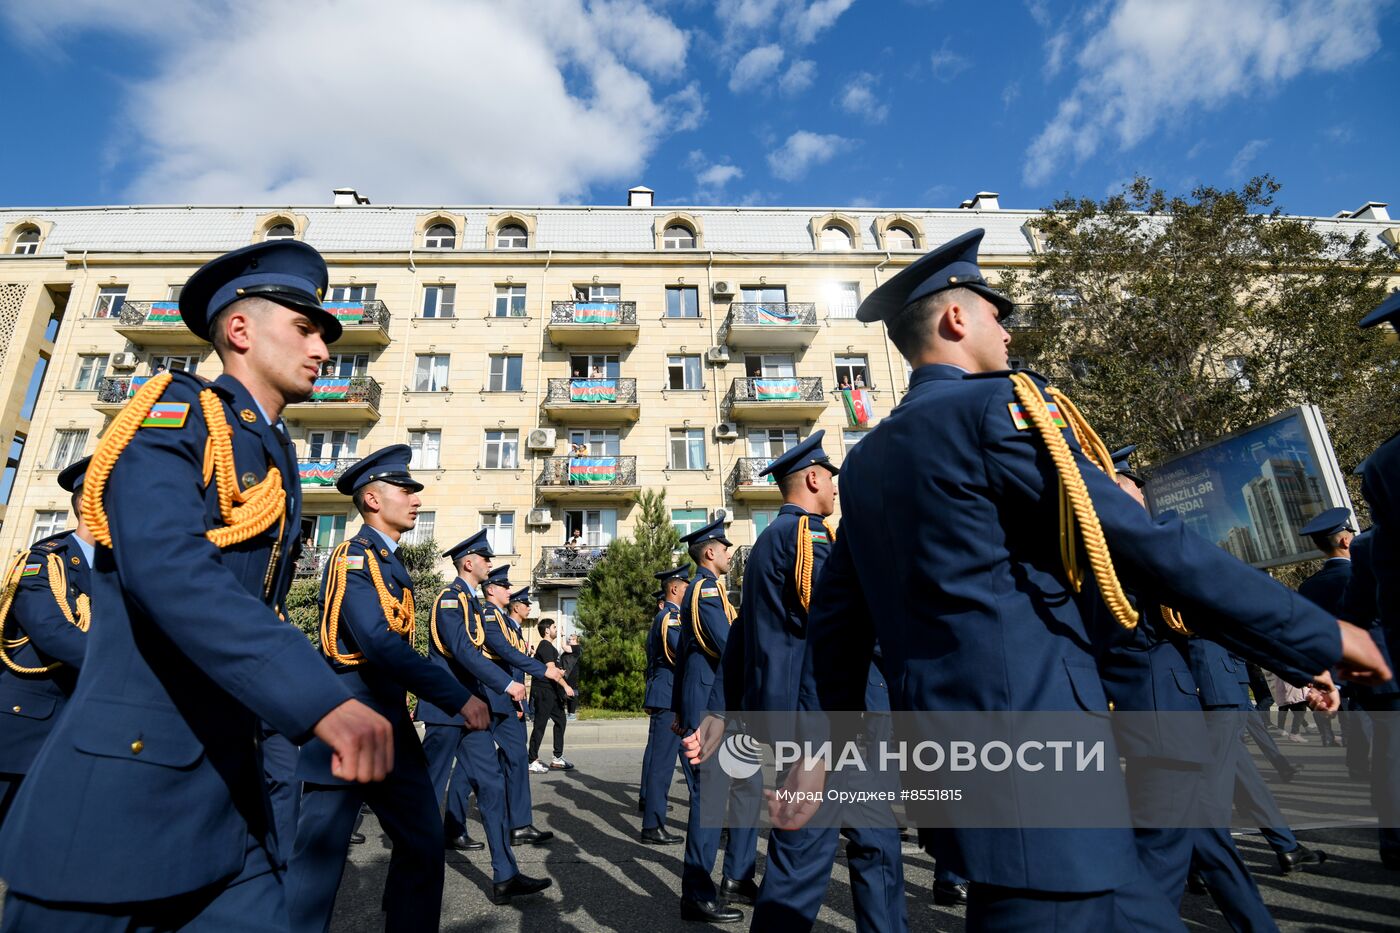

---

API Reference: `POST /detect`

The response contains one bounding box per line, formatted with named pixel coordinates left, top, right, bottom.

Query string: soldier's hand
left=506, top=681, right=527, bottom=702
left=562, top=682, right=576, bottom=698
left=461, top=695, right=490, bottom=731
left=1305, top=671, right=1341, bottom=714
left=316, top=699, right=393, bottom=783
left=1337, top=620, right=1392, bottom=685
left=682, top=714, right=725, bottom=765
left=767, top=758, right=826, bottom=831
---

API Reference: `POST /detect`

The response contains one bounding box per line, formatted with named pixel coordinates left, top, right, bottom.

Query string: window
left=748, top=428, right=799, bottom=459
left=564, top=509, right=617, bottom=546
left=663, top=225, right=696, bottom=249
left=740, top=286, right=787, bottom=304
left=409, top=430, right=441, bottom=470
left=150, top=354, right=198, bottom=375
left=1053, top=289, right=1083, bottom=313
left=487, top=354, right=523, bottom=391
left=483, top=430, right=519, bottom=469
left=826, top=282, right=860, bottom=319
left=885, top=225, right=916, bottom=250
left=567, top=428, right=620, bottom=456
left=424, top=223, right=456, bottom=249
left=401, top=511, right=436, bottom=546
left=834, top=354, right=870, bottom=389
left=671, top=508, right=707, bottom=538
left=91, top=286, right=127, bottom=319
left=30, top=510, right=68, bottom=545
left=48, top=429, right=88, bottom=470
left=421, top=285, right=455, bottom=318
left=820, top=225, right=853, bottom=250
left=322, top=352, right=368, bottom=378
left=265, top=222, right=295, bottom=240
left=752, top=509, right=778, bottom=537
left=304, top=513, right=348, bottom=549
left=493, top=285, right=527, bottom=318
left=669, top=428, right=707, bottom=470
left=568, top=353, right=619, bottom=379
left=842, top=429, right=866, bottom=453
left=667, top=354, right=703, bottom=390
left=413, top=354, right=450, bottom=392
left=1224, top=356, right=1251, bottom=390
left=166, top=284, right=184, bottom=300
left=306, top=430, right=358, bottom=459
left=743, top=353, right=795, bottom=378
left=665, top=285, right=700, bottom=319
left=12, top=227, right=39, bottom=255
left=496, top=224, right=528, bottom=249
left=482, top=511, right=516, bottom=554
left=327, top=284, right=376, bottom=301
left=74, top=354, right=108, bottom=390
left=574, top=284, right=621, bottom=303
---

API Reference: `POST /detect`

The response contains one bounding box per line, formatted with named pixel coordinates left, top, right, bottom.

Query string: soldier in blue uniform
left=287, top=445, right=489, bottom=933
left=0, top=240, right=395, bottom=930
left=672, top=511, right=759, bottom=925
left=419, top=530, right=552, bottom=904
left=0, top=457, right=94, bottom=828
left=781, top=229, right=1390, bottom=931
left=640, top=565, right=688, bottom=845
left=1297, top=508, right=1363, bottom=762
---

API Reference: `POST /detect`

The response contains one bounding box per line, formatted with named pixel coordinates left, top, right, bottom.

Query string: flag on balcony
left=299, top=461, right=339, bottom=486
left=325, top=301, right=366, bottom=324
left=125, top=376, right=151, bottom=398
left=842, top=388, right=872, bottom=426
left=569, top=378, right=617, bottom=402
left=754, top=378, right=801, bottom=401
left=755, top=304, right=797, bottom=325
left=311, top=378, right=351, bottom=401
left=145, top=301, right=182, bottom=324
left=573, top=302, right=619, bottom=324
left=568, top=456, right=617, bottom=484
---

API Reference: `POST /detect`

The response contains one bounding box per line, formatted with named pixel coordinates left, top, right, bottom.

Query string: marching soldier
left=0, top=457, right=94, bottom=828
left=287, top=444, right=488, bottom=933
left=639, top=566, right=688, bottom=845
left=0, top=241, right=394, bottom=929
left=1297, top=508, right=1365, bottom=768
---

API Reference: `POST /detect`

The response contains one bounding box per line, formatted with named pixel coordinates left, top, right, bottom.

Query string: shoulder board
left=28, top=532, right=67, bottom=553
left=350, top=535, right=373, bottom=549
left=964, top=367, right=1050, bottom=384
left=166, top=369, right=210, bottom=389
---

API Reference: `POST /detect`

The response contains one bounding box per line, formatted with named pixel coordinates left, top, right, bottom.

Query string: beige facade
left=0, top=198, right=1394, bottom=631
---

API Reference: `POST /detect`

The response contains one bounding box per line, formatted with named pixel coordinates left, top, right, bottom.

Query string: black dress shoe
left=1277, top=844, right=1327, bottom=873
left=718, top=876, right=759, bottom=905
left=640, top=826, right=683, bottom=845
left=490, top=873, right=552, bottom=905
left=933, top=880, right=968, bottom=906
left=446, top=834, right=485, bottom=851
left=680, top=899, right=743, bottom=923
left=349, top=831, right=366, bottom=845
left=1187, top=870, right=1208, bottom=895
left=1381, top=851, right=1400, bottom=871
left=510, top=825, right=554, bottom=845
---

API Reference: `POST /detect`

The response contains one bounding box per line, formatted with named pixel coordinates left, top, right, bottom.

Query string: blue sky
left=1, top=0, right=1395, bottom=218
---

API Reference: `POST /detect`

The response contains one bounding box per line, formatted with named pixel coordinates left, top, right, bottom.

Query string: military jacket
left=643, top=599, right=683, bottom=711
left=672, top=566, right=734, bottom=731
left=416, top=577, right=512, bottom=725
left=478, top=601, right=548, bottom=717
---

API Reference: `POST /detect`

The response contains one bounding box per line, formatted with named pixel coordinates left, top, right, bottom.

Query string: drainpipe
left=705, top=250, right=725, bottom=508
left=531, top=249, right=552, bottom=580
left=873, top=251, right=900, bottom=396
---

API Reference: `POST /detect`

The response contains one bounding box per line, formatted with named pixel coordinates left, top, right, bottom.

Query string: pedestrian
left=563, top=634, right=582, bottom=719
left=528, top=615, right=574, bottom=772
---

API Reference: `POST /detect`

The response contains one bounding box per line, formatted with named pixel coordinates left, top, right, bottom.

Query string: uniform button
left=131, top=740, right=145, bottom=755
left=1108, top=701, right=1115, bottom=712
left=11, top=705, right=20, bottom=713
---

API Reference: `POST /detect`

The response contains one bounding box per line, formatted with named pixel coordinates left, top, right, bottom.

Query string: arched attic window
left=885, top=225, right=916, bottom=250
left=496, top=224, right=528, bottom=249
left=424, top=222, right=456, bottom=249
left=819, top=224, right=853, bottom=250
left=264, top=222, right=296, bottom=240
left=12, top=227, right=39, bottom=255
left=663, top=224, right=697, bottom=249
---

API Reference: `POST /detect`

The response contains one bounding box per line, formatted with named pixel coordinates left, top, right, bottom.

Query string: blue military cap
left=679, top=510, right=731, bottom=549
left=509, top=586, right=532, bottom=606
left=1359, top=290, right=1400, bottom=329
left=443, top=529, right=493, bottom=561
left=57, top=455, right=92, bottom=494
left=1109, top=444, right=1145, bottom=486
left=759, top=430, right=840, bottom=479
left=654, top=564, right=690, bottom=583
left=484, top=565, right=512, bottom=591
left=856, top=228, right=1013, bottom=323
left=652, top=590, right=664, bottom=601
left=1299, top=507, right=1353, bottom=538
left=335, top=444, right=423, bottom=496
left=179, top=240, right=339, bottom=343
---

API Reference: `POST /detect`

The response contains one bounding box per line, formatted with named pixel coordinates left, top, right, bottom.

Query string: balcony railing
left=116, top=301, right=184, bottom=326
left=729, top=457, right=779, bottom=490
left=535, top=544, right=609, bottom=580
left=95, top=375, right=147, bottom=403
left=324, top=299, right=391, bottom=330
left=725, top=302, right=817, bottom=327
left=550, top=301, right=638, bottom=325
left=726, top=376, right=824, bottom=404
left=536, top=455, right=638, bottom=488
left=544, top=377, right=638, bottom=405
left=297, top=457, right=357, bottom=488
left=295, top=546, right=336, bottom=578
left=303, top=376, right=382, bottom=408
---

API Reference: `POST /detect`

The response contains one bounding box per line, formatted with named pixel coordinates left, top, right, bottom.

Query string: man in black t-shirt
left=528, top=618, right=573, bottom=771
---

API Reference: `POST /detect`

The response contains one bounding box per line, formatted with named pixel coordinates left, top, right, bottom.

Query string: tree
left=576, top=490, right=684, bottom=710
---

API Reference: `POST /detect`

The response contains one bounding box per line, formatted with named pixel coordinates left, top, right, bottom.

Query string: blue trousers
left=1363, top=696, right=1400, bottom=857
left=641, top=710, right=681, bottom=830
left=260, top=726, right=300, bottom=866
left=459, top=723, right=521, bottom=883
left=1192, top=827, right=1277, bottom=932
left=967, top=862, right=1184, bottom=933
left=752, top=824, right=906, bottom=932
left=422, top=724, right=476, bottom=840
left=490, top=711, right=533, bottom=830
left=1201, top=711, right=1296, bottom=855
left=678, top=754, right=760, bottom=902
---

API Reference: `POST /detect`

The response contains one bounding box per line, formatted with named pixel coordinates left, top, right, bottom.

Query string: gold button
left=12, top=705, right=21, bottom=713
left=1108, top=700, right=1116, bottom=712
left=131, top=740, right=144, bottom=755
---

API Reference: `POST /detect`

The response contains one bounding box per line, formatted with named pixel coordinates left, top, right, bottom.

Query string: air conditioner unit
left=528, top=509, right=553, bottom=526
left=110, top=352, right=138, bottom=370
left=714, top=422, right=738, bottom=440
left=705, top=346, right=730, bottom=365
left=527, top=428, right=556, bottom=451
left=712, top=280, right=734, bottom=298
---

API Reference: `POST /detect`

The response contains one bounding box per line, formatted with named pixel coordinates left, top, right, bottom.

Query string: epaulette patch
left=21, top=563, right=42, bottom=577
left=440, top=599, right=459, bottom=608
left=808, top=530, right=830, bottom=544
left=700, top=585, right=720, bottom=597
left=1008, top=401, right=1066, bottom=431
left=344, top=554, right=365, bottom=571
left=142, top=402, right=190, bottom=429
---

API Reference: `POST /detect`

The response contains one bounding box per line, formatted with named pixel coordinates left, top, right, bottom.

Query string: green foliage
left=575, top=490, right=685, bottom=710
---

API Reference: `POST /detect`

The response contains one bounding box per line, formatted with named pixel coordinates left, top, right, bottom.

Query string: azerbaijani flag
left=569, top=378, right=617, bottom=402
left=573, top=302, right=619, bottom=324
left=1008, top=401, right=1067, bottom=431
left=125, top=376, right=151, bottom=398
left=141, top=402, right=189, bottom=428
left=754, top=378, right=801, bottom=401
left=568, top=456, right=617, bottom=484
left=325, top=301, right=366, bottom=324
left=842, top=388, right=872, bottom=426
left=21, top=563, right=42, bottom=577
left=755, top=304, right=797, bottom=325
left=299, top=461, right=338, bottom=485
left=145, top=301, right=182, bottom=324
left=311, top=378, right=351, bottom=401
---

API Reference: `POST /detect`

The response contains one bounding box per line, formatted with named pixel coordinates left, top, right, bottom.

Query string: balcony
left=729, top=457, right=783, bottom=502
left=541, top=377, right=640, bottom=424
left=534, top=544, right=609, bottom=585
left=535, top=455, right=639, bottom=502
left=110, top=301, right=206, bottom=347
left=93, top=375, right=149, bottom=415
left=720, top=302, right=819, bottom=349
left=725, top=377, right=827, bottom=422
left=283, top=376, right=382, bottom=425
left=294, top=546, right=336, bottom=579
left=547, top=301, right=640, bottom=346
left=297, top=457, right=357, bottom=501
left=323, top=300, right=391, bottom=346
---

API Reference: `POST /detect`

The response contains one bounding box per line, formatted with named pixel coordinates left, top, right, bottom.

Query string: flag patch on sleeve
left=21, top=563, right=42, bottom=577
left=343, top=554, right=365, bottom=571
left=141, top=402, right=190, bottom=429
left=700, top=585, right=720, bottom=598
left=808, top=530, right=830, bottom=544
left=440, top=599, right=459, bottom=609
left=1008, top=401, right=1066, bottom=431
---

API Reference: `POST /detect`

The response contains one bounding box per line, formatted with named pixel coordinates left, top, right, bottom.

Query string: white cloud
left=714, top=0, right=855, bottom=48
left=730, top=44, right=785, bottom=92
left=766, top=130, right=851, bottom=181
left=2, top=0, right=699, bottom=204
left=929, top=42, right=971, bottom=81
left=1227, top=138, right=1270, bottom=179
left=1023, top=0, right=1385, bottom=186
left=778, top=59, right=817, bottom=96
left=790, top=0, right=857, bottom=43
left=699, top=164, right=745, bottom=188
left=1001, top=80, right=1021, bottom=109
left=684, top=149, right=744, bottom=201
left=838, top=72, right=888, bottom=123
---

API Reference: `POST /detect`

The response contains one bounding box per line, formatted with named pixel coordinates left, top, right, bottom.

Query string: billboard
left=1141, top=406, right=1352, bottom=569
